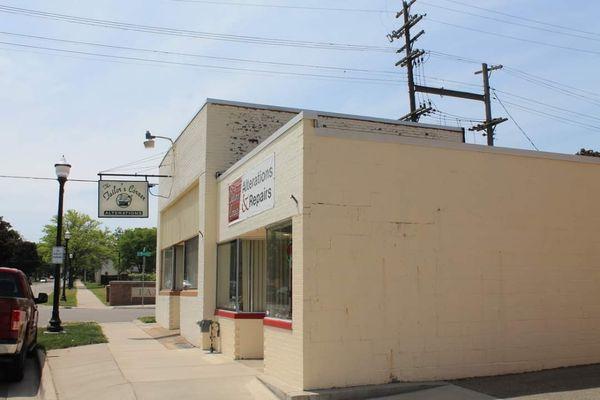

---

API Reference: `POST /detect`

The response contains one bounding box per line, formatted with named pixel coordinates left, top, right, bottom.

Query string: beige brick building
left=155, top=99, right=600, bottom=391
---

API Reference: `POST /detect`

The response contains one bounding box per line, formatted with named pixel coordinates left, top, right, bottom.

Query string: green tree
left=116, top=228, right=157, bottom=273
left=0, top=217, right=23, bottom=265
left=12, top=241, right=41, bottom=276
left=38, top=210, right=115, bottom=281
left=0, top=217, right=42, bottom=276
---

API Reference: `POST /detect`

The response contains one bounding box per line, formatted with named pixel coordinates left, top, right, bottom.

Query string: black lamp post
left=68, top=252, right=74, bottom=289
left=47, top=156, right=71, bottom=333
left=61, top=230, right=71, bottom=301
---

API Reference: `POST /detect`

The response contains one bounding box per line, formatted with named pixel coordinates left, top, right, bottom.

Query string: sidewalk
left=74, top=280, right=107, bottom=309
left=45, top=322, right=277, bottom=400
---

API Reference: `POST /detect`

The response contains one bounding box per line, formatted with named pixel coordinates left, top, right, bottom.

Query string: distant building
left=155, top=99, right=600, bottom=392
left=94, top=259, right=117, bottom=283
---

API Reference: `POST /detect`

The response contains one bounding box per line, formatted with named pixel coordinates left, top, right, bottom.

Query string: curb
left=257, top=374, right=446, bottom=400
left=35, top=348, right=58, bottom=400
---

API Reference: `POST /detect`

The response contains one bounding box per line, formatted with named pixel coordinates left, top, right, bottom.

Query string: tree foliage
left=38, top=210, right=115, bottom=277
left=115, top=227, right=156, bottom=273
left=0, top=216, right=41, bottom=276
left=576, top=148, right=600, bottom=157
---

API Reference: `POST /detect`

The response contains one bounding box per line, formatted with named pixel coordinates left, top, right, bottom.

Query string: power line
left=173, top=0, right=600, bottom=45
left=492, top=88, right=600, bottom=123
left=0, top=31, right=488, bottom=90
left=503, top=66, right=600, bottom=99
left=0, top=175, right=97, bottom=183
left=426, top=50, right=483, bottom=64
left=0, top=40, right=408, bottom=86
left=492, top=90, right=539, bottom=151
left=0, top=4, right=395, bottom=53
left=426, top=17, right=600, bottom=57
left=419, top=1, right=600, bottom=44
left=503, top=69, right=600, bottom=109
left=0, top=31, right=403, bottom=77
left=438, top=0, right=600, bottom=39
left=1, top=32, right=490, bottom=93
left=169, top=0, right=389, bottom=14
left=100, top=153, right=167, bottom=173
left=496, top=99, right=600, bottom=132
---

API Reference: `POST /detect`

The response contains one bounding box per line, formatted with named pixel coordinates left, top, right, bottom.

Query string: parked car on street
left=39, top=278, right=47, bottom=283
left=0, top=267, right=47, bottom=381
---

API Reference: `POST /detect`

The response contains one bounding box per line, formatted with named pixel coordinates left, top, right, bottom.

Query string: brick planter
left=107, top=281, right=156, bottom=306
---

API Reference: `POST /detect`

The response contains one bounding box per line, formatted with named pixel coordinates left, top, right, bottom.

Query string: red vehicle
left=0, top=267, right=47, bottom=381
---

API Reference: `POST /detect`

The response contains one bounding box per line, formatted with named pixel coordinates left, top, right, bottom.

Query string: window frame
left=265, top=220, right=293, bottom=321
left=216, top=239, right=266, bottom=313
left=216, top=239, right=240, bottom=311
left=183, top=235, right=199, bottom=290
left=160, top=246, right=175, bottom=291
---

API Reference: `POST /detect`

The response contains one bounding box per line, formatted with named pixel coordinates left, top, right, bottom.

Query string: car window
left=0, top=272, right=23, bottom=298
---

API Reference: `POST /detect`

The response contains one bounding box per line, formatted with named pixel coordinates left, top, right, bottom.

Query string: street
left=31, top=282, right=154, bottom=326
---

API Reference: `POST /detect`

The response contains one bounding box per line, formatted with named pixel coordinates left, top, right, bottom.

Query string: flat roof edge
left=316, top=126, right=600, bottom=165
left=206, top=98, right=463, bottom=132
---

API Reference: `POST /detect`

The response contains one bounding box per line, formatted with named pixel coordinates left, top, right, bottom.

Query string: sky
left=1, top=0, right=599, bottom=242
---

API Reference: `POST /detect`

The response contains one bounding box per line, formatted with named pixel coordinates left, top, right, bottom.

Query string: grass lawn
left=138, top=316, right=156, bottom=323
left=84, top=282, right=108, bottom=305
left=47, top=287, right=77, bottom=308
left=38, top=322, right=107, bottom=351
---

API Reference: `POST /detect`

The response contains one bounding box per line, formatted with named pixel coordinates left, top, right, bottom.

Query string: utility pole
left=388, top=0, right=428, bottom=122
left=402, top=0, right=416, bottom=118
left=472, top=63, right=506, bottom=146
left=389, top=0, right=506, bottom=145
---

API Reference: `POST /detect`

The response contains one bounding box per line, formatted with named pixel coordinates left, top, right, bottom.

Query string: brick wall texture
left=108, top=281, right=156, bottom=306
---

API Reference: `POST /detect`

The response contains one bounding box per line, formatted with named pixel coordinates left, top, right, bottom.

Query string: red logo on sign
left=228, top=177, right=242, bottom=223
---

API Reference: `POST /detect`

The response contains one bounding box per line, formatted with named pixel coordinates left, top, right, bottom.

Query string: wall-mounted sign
left=98, top=180, right=149, bottom=218
left=229, top=154, right=275, bottom=224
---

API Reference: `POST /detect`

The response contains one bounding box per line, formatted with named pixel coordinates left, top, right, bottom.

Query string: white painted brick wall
left=301, top=122, right=600, bottom=389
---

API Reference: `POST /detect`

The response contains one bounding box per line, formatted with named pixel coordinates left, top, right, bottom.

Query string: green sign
left=137, top=251, right=151, bottom=257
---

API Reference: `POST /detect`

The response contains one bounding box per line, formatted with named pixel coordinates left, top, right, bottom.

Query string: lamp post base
left=47, top=318, right=63, bottom=333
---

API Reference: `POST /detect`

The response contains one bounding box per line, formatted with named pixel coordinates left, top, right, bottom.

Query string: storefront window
left=217, top=241, right=239, bottom=310
left=183, top=236, right=199, bottom=289
left=241, top=240, right=266, bottom=312
left=161, top=247, right=174, bottom=290
left=216, top=240, right=266, bottom=312
left=174, top=244, right=184, bottom=290
left=266, top=221, right=292, bottom=320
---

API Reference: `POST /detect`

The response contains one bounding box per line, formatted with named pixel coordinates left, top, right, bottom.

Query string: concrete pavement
left=371, top=385, right=494, bottom=400
left=45, top=321, right=278, bottom=400
left=73, top=280, right=106, bottom=309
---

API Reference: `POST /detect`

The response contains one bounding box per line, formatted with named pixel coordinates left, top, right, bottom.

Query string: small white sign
left=98, top=180, right=149, bottom=218
left=131, top=287, right=156, bottom=298
left=52, top=246, right=64, bottom=264
left=228, top=155, right=275, bottom=224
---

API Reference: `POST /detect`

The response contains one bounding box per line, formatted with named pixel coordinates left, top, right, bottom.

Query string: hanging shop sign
left=98, top=180, right=149, bottom=218
left=229, top=154, right=275, bottom=224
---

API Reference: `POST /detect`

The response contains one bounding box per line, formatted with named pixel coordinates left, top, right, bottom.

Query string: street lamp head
left=144, top=130, right=173, bottom=149
left=54, top=155, right=71, bottom=179
left=144, top=130, right=156, bottom=149
left=64, top=230, right=71, bottom=240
